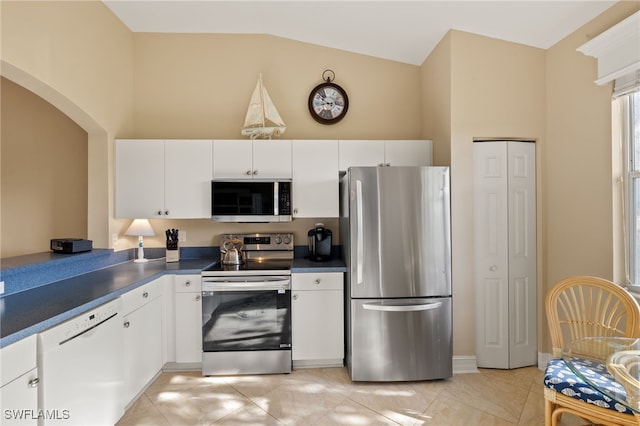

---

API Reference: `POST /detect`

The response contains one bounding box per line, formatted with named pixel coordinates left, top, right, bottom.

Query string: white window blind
left=614, top=70, right=640, bottom=98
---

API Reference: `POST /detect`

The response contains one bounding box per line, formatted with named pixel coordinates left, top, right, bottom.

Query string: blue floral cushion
left=544, top=358, right=634, bottom=415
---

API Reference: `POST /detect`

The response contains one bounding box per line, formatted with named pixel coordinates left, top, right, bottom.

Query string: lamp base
left=133, top=258, right=149, bottom=263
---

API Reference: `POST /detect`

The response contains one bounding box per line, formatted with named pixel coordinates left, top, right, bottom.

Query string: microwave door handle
left=362, top=301, right=443, bottom=312
left=274, top=181, right=279, bottom=215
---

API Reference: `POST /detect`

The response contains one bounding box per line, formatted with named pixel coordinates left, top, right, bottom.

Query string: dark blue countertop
left=0, top=251, right=346, bottom=348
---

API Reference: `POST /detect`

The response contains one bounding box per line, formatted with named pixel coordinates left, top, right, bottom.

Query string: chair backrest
left=545, top=275, right=640, bottom=357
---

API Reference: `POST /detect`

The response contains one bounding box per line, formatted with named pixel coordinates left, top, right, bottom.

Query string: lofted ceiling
left=103, top=0, right=617, bottom=65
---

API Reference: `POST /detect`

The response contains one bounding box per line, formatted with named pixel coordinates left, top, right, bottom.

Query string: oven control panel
left=221, top=233, right=294, bottom=251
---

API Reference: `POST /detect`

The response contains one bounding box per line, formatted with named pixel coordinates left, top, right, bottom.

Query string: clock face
left=308, top=82, right=349, bottom=124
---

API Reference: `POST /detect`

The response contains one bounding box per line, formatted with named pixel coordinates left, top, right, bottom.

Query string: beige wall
left=1, top=0, right=135, bottom=250
left=1, top=78, right=88, bottom=257
left=422, top=31, right=546, bottom=357
left=545, top=2, right=639, bottom=285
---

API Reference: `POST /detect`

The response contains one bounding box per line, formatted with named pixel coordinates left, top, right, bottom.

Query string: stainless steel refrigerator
left=340, top=166, right=452, bottom=382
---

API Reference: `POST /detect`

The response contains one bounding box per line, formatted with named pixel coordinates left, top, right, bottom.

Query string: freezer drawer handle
left=362, top=301, right=443, bottom=312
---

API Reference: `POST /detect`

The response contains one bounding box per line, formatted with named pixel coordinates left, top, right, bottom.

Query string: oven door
left=201, top=276, right=292, bottom=353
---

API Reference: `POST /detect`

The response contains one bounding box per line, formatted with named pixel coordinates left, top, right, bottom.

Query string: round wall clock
left=308, top=70, right=349, bottom=124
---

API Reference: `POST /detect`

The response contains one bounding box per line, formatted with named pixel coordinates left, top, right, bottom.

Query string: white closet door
left=474, top=141, right=536, bottom=369
left=506, top=142, right=537, bottom=368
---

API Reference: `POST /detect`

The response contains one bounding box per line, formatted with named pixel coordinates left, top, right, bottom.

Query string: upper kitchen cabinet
left=115, top=139, right=213, bottom=219
left=338, top=140, right=432, bottom=170
left=213, top=139, right=292, bottom=179
left=292, top=140, right=339, bottom=218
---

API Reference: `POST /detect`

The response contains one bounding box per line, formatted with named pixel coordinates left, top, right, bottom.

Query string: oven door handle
left=202, top=278, right=290, bottom=292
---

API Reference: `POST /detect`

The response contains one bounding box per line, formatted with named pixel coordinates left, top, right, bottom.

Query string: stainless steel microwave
left=211, top=180, right=292, bottom=222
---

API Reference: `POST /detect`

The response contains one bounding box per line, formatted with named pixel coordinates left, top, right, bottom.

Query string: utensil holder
left=166, top=240, right=179, bottom=263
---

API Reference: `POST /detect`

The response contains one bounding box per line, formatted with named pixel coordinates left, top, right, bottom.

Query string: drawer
left=174, top=274, right=201, bottom=293
left=1, top=335, right=36, bottom=387
left=121, top=278, right=163, bottom=315
left=292, top=272, right=343, bottom=291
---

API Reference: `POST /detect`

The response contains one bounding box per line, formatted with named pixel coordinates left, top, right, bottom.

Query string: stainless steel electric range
left=201, top=233, right=294, bottom=376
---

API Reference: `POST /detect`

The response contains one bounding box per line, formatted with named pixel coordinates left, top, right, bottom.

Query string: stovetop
left=202, top=258, right=292, bottom=274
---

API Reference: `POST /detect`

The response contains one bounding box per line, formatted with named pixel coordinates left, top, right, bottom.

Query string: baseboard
left=163, top=362, right=202, bottom=371
left=453, top=355, right=479, bottom=374
left=293, top=359, right=344, bottom=369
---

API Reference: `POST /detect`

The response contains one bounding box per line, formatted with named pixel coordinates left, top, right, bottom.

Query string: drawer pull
left=142, top=291, right=149, bottom=298
left=195, top=295, right=201, bottom=301
left=28, top=378, right=39, bottom=388
left=123, top=320, right=131, bottom=328
left=185, top=281, right=191, bottom=287
left=314, top=278, right=321, bottom=285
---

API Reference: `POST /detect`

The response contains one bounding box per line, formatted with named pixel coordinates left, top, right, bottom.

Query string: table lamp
left=125, top=219, right=155, bottom=263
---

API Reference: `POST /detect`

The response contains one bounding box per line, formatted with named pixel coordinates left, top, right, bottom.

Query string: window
left=624, top=91, right=640, bottom=286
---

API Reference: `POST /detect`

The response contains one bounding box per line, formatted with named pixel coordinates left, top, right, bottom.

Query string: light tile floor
left=117, top=366, right=596, bottom=426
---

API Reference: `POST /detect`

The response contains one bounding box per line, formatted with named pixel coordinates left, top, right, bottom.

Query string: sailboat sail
left=241, top=75, right=286, bottom=139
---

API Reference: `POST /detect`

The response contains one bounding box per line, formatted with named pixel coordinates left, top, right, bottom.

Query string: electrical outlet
left=112, top=233, right=118, bottom=246
left=179, top=231, right=187, bottom=242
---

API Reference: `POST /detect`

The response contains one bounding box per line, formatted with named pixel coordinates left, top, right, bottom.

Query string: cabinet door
left=338, top=140, right=385, bottom=170
left=0, top=368, right=39, bottom=425
left=122, top=296, right=162, bottom=405
left=292, top=140, right=339, bottom=218
left=252, top=139, right=292, bottom=178
left=175, top=292, right=203, bottom=363
left=213, top=139, right=253, bottom=178
left=292, top=289, right=343, bottom=361
left=384, top=140, right=432, bottom=166
left=165, top=140, right=213, bottom=218
left=115, top=139, right=165, bottom=218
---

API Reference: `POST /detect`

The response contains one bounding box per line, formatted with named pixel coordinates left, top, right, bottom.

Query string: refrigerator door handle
left=362, top=301, right=443, bottom=312
left=356, top=179, right=364, bottom=284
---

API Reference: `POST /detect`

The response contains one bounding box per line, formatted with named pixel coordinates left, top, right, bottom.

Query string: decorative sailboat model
left=241, top=74, right=286, bottom=139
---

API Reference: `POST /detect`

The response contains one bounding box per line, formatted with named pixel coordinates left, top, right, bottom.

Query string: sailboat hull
left=241, top=126, right=286, bottom=139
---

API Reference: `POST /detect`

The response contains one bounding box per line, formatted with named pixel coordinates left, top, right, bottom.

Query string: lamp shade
left=125, top=219, right=155, bottom=237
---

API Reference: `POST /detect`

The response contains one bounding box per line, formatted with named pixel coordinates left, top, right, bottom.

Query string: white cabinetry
left=292, top=140, right=339, bottom=218
left=115, top=139, right=213, bottom=218
left=174, top=275, right=202, bottom=364
left=473, top=141, right=537, bottom=369
left=213, top=139, right=292, bottom=179
left=291, top=272, right=344, bottom=367
left=338, top=140, right=432, bottom=169
left=0, top=335, right=38, bottom=426
left=121, top=279, right=163, bottom=406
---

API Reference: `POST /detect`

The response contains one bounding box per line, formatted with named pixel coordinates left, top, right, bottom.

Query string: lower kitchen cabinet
left=174, top=275, right=203, bottom=364
left=291, top=272, right=344, bottom=367
left=0, top=335, right=38, bottom=425
left=121, top=278, right=163, bottom=406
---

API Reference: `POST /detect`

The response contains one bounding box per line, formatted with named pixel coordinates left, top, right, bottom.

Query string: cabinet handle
left=157, top=210, right=163, bottom=216
left=246, top=170, right=252, bottom=176
left=293, top=294, right=298, bottom=300
left=142, top=291, right=149, bottom=298
left=165, top=210, right=169, bottom=216
left=123, top=320, right=130, bottom=328
left=195, top=295, right=201, bottom=301
left=490, top=265, right=498, bottom=271
left=314, top=278, right=321, bottom=285
left=28, top=378, right=39, bottom=388
left=253, top=170, right=258, bottom=175
left=185, top=280, right=191, bottom=287
left=294, top=208, right=299, bottom=214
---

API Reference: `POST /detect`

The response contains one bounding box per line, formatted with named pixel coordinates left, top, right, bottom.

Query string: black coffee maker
left=308, top=223, right=332, bottom=262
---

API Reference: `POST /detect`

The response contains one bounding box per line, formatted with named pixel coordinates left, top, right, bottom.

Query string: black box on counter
left=50, top=238, right=93, bottom=254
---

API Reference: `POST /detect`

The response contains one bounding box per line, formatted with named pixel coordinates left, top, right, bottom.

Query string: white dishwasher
left=37, top=298, right=124, bottom=426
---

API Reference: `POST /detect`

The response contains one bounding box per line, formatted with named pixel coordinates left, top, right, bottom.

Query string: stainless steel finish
left=203, top=350, right=291, bottom=376
left=349, top=297, right=452, bottom=382
left=340, top=166, right=452, bottom=382
left=202, top=275, right=291, bottom=292
left=201, top=232, right=294, bottom=376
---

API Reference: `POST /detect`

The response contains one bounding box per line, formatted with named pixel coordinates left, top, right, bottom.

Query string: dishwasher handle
left=59, top=312, right=118, bottom=346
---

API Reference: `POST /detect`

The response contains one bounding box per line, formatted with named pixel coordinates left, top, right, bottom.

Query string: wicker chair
left=544, top=276, right=640, bottom=426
